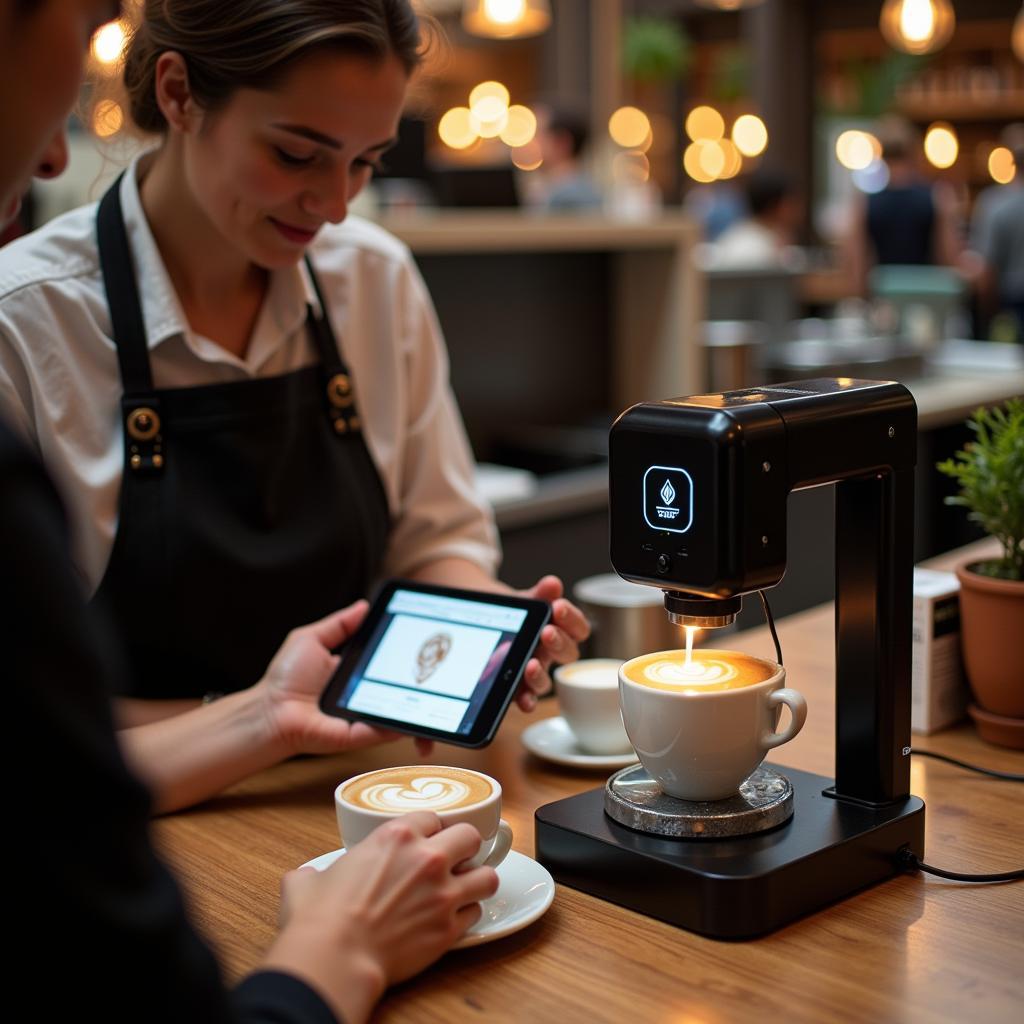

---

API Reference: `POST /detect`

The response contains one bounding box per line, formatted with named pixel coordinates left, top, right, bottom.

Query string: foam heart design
left=361, top=776, right=472, bottom=811
left=643, top=657, right=739, bottom=687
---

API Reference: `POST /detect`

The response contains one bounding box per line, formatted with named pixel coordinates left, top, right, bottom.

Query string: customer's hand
left=264, top=813, right=499, bottom=1024
left=257, top=602, right=400, bottom=756
left=514, top=575, right=591, bottom=711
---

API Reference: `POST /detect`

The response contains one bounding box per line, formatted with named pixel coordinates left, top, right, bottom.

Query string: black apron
left=91, top=178, right=390, bottom=699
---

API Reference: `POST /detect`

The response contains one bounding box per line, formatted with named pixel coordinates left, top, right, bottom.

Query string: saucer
left=299, top=848, right=554, bottom=948
left=521, top=716, right=638, bottom=770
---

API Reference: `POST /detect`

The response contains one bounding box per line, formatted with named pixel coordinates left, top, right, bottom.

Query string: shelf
left=897, top=92, right=1024, bottom=122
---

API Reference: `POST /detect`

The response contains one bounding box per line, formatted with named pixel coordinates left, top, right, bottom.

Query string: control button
left=656, top=553, right=672, bottom=575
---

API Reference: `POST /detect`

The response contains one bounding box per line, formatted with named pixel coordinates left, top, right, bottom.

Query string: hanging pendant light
left=462, top=0, right=551, bottom=39
left=692, top=1, right=765, bottom=10
left=879, top=0, right=956, bottom=56
left=1013, top=3, right=1024, bottom=63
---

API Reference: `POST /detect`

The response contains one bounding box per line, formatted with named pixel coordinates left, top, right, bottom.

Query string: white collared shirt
left=0, top=158, right=500, bottom=593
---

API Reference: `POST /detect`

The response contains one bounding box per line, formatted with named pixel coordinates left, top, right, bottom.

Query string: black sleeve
left=1, top=421, right=338, bottom=1024
left=234, top=973, right=339, bottom=1024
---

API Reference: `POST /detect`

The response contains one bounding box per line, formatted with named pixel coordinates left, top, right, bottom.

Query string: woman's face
left=0, top=0, right=120, bottom=224
left=178, top=48, right=408, bottom=269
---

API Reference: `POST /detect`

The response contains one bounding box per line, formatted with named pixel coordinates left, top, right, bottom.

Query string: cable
left=758, top=590, right=782, bottom=666
left=911, top=748, right=1024, bottom=782
left=899, top=750, right=1024, bottom=882
left=897, top=848, right=1024, bottom=883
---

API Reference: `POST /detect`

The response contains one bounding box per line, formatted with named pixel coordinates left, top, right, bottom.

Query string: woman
left=3, top=3, right=512, bottom=1021
left=0, top=0, right=586, bottom=725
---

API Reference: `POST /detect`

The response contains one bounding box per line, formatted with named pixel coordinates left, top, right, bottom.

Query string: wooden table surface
left=154, top=539, right=1024, bottom=1023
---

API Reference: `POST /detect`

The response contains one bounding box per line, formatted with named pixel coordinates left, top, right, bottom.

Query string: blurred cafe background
left=7, top=0, right=1024, bottom=634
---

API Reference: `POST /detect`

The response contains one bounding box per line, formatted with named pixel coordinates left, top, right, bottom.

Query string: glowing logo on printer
left=643, top=466, right=693, bottom=534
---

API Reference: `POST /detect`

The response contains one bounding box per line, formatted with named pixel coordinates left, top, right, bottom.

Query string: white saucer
left=521, top=716, right=638, bottom=770
left=299, top=848, right=554, bottom=949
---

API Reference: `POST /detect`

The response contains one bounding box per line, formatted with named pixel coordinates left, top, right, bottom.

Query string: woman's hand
left=514, top=575, right=591, bottom=712
left=264, top=813, right=499, bottom=1024
left=257, top=601, right=400, bottom=756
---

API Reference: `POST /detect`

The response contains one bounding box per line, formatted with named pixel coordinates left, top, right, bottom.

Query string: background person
left=702, top=168, right=804, bottom=270
left=844, top=115, right=961, bottom=296
left=3, top=3, right=503, bottom=1022
left=969, top=123, right=1024, bottom=341
left=530, top=105, right=603, bottom=212
left=0, top=0, right=588, bottom=728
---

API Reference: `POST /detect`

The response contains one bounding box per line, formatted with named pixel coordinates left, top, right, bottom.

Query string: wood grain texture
left=153, top=539, right=1024, bottom=1023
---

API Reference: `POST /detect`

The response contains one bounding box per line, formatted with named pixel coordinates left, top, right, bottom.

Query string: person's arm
left=262, top=813, right=498, bottom=1024
left=4, top=422, right=496, bottom=1024
left=117, top=603, right=399, bottom=814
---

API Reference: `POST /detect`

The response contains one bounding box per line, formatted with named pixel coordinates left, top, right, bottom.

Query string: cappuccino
left=623, top=649, right=777, bottom=693
left=341, top=765, right=492, bottom=813
left=336, top=765, right=512, bottom=868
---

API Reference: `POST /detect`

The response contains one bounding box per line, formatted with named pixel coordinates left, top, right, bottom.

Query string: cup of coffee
left=554, top=659, right=633, bottom=755
left=619, top=649, right=807, bottom=801
left=335, top=765, right=513, bottom=868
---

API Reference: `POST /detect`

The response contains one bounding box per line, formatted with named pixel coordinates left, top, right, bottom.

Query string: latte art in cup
left=341, top=766, right=492, bottom=813
left=623, top=650, right=776, bottom=693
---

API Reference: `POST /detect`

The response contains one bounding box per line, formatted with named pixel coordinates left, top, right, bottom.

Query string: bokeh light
left=685, top=106, right=725, bottom=142
left=609, top=106, right=652, bottom=149
left=438, top=107, right=477, bottom=150
left=836, top=130, right=880, bottom=171
left=499, top=105, right=537, bottom=148
left=923, top=122, right=958, bottom=169
left=91, top=19, right=127, bottom=65
left=484, top=0, right=526, bottom=25
left=683, top=140, right=726, bottom=183
left=731, top=114, right=768, bottom=157
left=851, top=159, right=891, bottom=194
left=717, top=138, right=743, bottom=180
left=612, top=151, right=651, bottom=184
left=92, top=99, right=124, bottom=138
left=469, top=80, right=510, bottom=111
left=511, top=141, right=542, bottom=171
left=988, top=146, right=1016, bottom=185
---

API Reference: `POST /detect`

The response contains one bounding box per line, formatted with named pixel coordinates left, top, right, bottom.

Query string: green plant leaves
left=937, top=398, right=1024, bottom=581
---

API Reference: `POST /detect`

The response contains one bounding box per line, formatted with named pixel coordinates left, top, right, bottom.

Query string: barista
left=0, top=0, right=587, bottom=723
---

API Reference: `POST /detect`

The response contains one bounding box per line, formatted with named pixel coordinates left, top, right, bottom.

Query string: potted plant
left=937, top=398, right=1023, bottom=748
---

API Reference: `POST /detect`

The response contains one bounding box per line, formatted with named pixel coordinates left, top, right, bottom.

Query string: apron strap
left=97, top=173, right=165, bottom=474
left=97, top=174, right=155, bottom=396
left=304, top=255, right=362, bottom=436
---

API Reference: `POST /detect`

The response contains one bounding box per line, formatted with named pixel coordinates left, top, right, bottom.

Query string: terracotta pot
left=956, top=563, right=1024, bottom=748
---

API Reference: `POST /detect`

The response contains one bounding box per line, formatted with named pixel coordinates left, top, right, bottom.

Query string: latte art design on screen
left=360, top=775, right=473, bottom=811
left=643, top=657, right=740, bottom=687
left=415, top=632, right=452, bottom=684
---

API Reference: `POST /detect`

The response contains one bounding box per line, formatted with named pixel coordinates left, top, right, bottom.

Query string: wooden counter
left=154, top=539, right=1023, bottom=1023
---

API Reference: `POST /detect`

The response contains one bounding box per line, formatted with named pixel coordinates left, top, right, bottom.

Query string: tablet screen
left=331, top=587, right=530, bottom=737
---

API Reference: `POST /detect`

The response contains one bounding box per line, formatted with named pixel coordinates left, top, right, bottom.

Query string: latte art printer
left=535, top=378, right=927, bottom=939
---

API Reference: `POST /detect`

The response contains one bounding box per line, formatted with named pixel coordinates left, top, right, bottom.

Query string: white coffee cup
left=335, top=765, right=513, bottom=869
left=619, top=649, right=807, bottom=801
left=554, top=658, right=633, bottom=755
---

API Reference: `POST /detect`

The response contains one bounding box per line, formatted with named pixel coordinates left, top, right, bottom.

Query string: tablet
left=319, top=580, right=551, bottom=748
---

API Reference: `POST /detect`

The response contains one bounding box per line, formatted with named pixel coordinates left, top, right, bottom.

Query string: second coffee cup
left=554, top=658, right=633, bottom=755
left=619, top=648, right=807, bottom=801
left=335, top=765, right=513, bottom=869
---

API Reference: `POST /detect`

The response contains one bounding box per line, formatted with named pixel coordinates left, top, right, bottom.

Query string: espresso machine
left=534, top=379, right=926, bottom=939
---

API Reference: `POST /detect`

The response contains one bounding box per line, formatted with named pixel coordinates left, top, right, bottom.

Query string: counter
left=154, top=538, right=1022, bottom=1023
